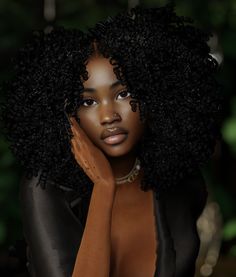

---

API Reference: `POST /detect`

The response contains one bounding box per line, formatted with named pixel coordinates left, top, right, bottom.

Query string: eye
left=81, top=99, right=97, bottom=107
left=117, top=90, right=131, bottom=100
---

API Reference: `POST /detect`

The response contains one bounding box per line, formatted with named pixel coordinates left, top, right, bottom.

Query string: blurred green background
left=0, top=0, right=236, bottom=276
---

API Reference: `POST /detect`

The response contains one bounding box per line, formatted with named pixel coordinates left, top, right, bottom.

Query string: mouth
left=101, top=127, right=128, bottom=145
left=102, top=133, right=128, bottom=145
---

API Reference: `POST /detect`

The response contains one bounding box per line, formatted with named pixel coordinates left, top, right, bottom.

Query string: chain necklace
left=115, top=157, right=141, bottom=185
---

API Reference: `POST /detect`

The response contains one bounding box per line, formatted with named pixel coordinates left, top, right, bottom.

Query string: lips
left=103, top=133, right=127, bottom=145
left=101, top=127, right=128, bottom=140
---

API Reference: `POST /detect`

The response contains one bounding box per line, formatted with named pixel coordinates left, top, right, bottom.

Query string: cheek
left=77, top=111, right=98, bottom=138
left=125, top=108, right=145, bottom=137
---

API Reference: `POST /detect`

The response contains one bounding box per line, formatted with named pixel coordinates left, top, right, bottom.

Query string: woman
left=1, top=3, right=223, bottom=277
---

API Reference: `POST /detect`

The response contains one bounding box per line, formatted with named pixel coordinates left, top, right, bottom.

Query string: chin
left=101, top=145, right=131, bottom=157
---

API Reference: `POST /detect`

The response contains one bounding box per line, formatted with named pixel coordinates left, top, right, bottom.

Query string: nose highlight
left=100, top=105, right=121, bottom=125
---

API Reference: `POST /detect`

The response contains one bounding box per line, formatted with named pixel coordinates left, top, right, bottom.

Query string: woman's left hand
left=69, top=117, right=116, bottom=188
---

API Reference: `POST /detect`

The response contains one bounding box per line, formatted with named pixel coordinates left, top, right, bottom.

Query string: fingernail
left=69, top=117, right=74, bottom=124
left=71, top=125, right=76, bottom=134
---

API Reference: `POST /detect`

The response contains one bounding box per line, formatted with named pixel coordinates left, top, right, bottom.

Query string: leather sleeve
left=163, top=170, right=208, bottom=277
left=187, top=170, right=208, bottom=221
left=19, top=172, right=85, bottom=277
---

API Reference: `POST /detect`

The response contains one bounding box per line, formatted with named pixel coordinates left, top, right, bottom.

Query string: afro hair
left=0, top=3, right=223, bottom=199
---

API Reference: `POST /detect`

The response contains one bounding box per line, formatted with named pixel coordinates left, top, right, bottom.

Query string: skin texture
left=1, top=5, right=222, bottom=195
left=69, top=52, right=157, bottom=277
left=70, top=117, right=115, bottom=188
left=74, top=54, right=146, bottom=180
left=0, top=4, right=221, bottom=277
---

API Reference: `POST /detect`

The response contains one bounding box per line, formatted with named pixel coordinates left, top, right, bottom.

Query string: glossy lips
left=103, top=133, right=128, bottom=145
left=101, top=127, right=128, bottom=145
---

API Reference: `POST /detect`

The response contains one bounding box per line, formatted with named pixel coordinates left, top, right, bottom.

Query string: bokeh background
left=0, top=0, right=235, bottom=276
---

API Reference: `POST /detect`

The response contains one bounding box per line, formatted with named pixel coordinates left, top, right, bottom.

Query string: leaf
left=223, top=219, right=236, bottom=240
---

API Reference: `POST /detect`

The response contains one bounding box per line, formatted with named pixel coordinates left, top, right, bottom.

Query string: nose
left=99, top=102, right=121, bottom=126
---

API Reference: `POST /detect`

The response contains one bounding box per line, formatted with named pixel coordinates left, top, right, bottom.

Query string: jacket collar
left=153, top=191, right=176, bottom=277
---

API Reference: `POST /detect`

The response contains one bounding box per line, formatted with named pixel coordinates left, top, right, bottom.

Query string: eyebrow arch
left=82, top=80, right=122, bottom=93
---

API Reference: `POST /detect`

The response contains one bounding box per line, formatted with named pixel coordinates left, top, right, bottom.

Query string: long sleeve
left=163, top=169, right=208, bottom=277
left=19, top=169, right=207, bottom=277
left=19, top=171, right=85, bottom=277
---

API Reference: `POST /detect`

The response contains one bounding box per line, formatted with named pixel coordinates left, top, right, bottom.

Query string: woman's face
left=77, top=55, right=146, bottom=157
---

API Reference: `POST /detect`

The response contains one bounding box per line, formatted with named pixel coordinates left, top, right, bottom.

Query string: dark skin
left=69, top=53, right=158, bottom=277
left=76, top=53, right=146, bottom=180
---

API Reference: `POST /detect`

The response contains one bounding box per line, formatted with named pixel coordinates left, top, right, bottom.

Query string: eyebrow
left=82, top=80, right=122, bottom=93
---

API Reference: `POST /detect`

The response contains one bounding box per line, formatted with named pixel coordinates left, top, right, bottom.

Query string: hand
left=69, top=117, right=115, bottom=188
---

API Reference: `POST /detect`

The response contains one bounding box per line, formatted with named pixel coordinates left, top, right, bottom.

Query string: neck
left=105, top=149, right=137, bottom=180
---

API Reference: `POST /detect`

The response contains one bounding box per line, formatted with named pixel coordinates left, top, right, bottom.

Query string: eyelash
left=80, top=90, right=131, bottom=107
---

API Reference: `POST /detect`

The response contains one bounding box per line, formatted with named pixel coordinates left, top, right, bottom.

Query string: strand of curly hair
left=0, top=3, right=223, bottom=199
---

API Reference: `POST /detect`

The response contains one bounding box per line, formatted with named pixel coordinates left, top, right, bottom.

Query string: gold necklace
left=115, top=158, right=141, bottom=185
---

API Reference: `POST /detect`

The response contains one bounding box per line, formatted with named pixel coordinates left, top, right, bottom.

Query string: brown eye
left=81, top=99, right=96, bottom=107
left=117, top=90, right=131, bottom=100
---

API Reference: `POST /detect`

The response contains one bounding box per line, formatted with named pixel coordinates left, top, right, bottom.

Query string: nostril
left=100, top=111, right=121, bottom=125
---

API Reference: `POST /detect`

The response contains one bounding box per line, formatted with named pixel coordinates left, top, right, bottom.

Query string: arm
left=20, top=115, right=116, bottom=276
left=72, top=182, right=116, bottom=277
left=163, top=169, right=208, bottom=277
left=68, top=116, right=117, bottom=276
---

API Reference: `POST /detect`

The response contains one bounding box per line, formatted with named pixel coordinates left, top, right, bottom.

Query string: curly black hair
left=0, top=3, right=223, bottom=199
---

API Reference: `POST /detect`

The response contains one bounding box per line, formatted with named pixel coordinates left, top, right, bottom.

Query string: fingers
left=69, top=116, right=78, bottom=128
left=69, top=117, right=83, bottom=135
left=69, top=117, right=95, bottom=179
left=69, top=117, right=93, bottom=148
left=71, top=136, right=90, bottom=172
left=69, top=117, right=83, bottom=142
left=69, top=118, right=92, bottom=173
left=69, top=117, right=85, bottom=148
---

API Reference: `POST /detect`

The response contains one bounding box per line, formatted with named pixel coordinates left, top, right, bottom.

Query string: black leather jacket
left=19, top=170, right=207, bottom=277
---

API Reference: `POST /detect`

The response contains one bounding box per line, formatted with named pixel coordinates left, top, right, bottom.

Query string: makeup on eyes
left=80, top=90, right=131, bottom=107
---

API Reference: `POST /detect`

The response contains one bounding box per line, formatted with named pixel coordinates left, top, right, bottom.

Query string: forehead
left=83, top=56, right=118, bottom=88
